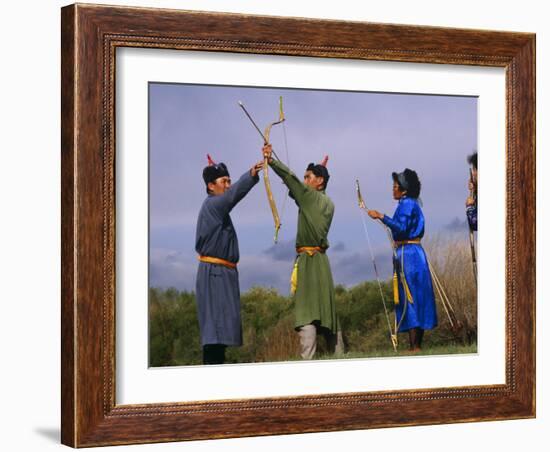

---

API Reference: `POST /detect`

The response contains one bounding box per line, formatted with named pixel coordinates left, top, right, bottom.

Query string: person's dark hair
left=392, top=168, right=421, bottom=199
left=467, top=152, right=478, bottom=170
left=306, top=163, right=330, bottom=190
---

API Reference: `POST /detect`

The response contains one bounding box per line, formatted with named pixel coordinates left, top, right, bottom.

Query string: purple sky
left=149, top=83, right=477, bottom=294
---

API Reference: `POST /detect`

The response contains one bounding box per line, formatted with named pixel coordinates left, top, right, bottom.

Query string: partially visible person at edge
left=195, top=154, right=263, bottom=365
left=367, top=169, right=437, bottom=352
left=263, top=144, right=344, bottom=360
left=466, top=152, right=478, bottom=231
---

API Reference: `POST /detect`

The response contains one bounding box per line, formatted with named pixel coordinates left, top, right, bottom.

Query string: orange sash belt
left=394, top=238, right=421, bottom=247
left=198, top=255, right=237, bottom=269
left=296, top=246, right=325, bottom=256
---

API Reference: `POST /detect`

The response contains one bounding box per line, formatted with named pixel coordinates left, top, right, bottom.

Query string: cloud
left=149, top=248, right=197, bottom=291
left=444, top=217, right=469, bottom=232
left=149, top=247, right=294, bottom=294
left=332, top=241, right=346, bottom=252
left=331, top=250, right=393, bottom=286
left=238, top=254, right=294, bottom=294
left=262, top=239, right=296, bottom=262
left=149, top=243, right=396, bottom=296
left=165, top=250, right=183, bottom=264
left=149, top=85, right=477, bottom=294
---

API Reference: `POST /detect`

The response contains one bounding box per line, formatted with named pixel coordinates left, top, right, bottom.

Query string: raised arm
left=270, top=159, right=311, bottom=204
left=209, top=167, right=260, bottom=216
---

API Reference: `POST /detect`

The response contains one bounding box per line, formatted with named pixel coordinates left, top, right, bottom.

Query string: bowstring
left=279, top=116, right=291, bottom=228
left=358, top=207, right=394, bottom=344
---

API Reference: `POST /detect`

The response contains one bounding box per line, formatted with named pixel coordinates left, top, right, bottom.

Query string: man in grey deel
left=195, top=154, right=263, bottom=364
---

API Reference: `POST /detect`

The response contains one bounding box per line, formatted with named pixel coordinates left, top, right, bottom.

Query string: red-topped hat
left=305, top=155, right=330, bottom=189
left=203, top=153, right=229, bottom=185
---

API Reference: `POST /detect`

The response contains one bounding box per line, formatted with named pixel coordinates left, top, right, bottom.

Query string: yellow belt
left=291, top=247, right=324, bottom=294
left=296, top=246, right=325, bottom=256
left=394, top=238, right=421, bottom=247
left=198, top=255, right=237, bottom=269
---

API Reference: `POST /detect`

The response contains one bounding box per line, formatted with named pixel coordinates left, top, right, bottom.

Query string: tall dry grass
left=255, top=314, right=300, bottom=362
left=424, top=233, right=478, bottom=345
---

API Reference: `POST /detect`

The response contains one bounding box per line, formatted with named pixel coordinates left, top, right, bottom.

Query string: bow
left=239, top=97, right=286, bottom=243
left=356, top=179, right=398, bottom=351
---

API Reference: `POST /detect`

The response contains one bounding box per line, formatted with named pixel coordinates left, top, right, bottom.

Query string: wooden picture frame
left=61, top=3, right=535, bottom=447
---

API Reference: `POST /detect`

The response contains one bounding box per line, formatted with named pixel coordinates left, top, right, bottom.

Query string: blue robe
left=466, top=205, right=477, bottom=231
left=382, top=197, right=438, bottom=332
left=195, top=171, right=259, bottom=346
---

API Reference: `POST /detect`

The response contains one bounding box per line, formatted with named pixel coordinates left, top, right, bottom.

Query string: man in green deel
left=263, top=144, right=343, bottom=360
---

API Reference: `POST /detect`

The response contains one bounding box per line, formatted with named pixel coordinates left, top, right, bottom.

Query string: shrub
left=149, top=237, right=477, bottom=366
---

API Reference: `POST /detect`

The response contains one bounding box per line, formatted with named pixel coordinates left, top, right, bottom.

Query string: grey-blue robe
left=195, top=170, right=259, bottom=346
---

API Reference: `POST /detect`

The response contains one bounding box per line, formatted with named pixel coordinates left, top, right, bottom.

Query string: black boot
left=408, top=328, right=422, bottom=352
left=202, top=344, right=226, bottom=364
left=417, top=328, right=424, bottom=348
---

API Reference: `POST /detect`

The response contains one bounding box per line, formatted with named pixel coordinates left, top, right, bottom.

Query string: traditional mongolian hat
left=306, top=155, right=330, bottom=189
left=392, top=168, right=421, bottom=198
left=202, top=154, right=230, bottom=185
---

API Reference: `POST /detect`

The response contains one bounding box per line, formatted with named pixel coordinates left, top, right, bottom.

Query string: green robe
left=270, top=159, right=339, bottom=333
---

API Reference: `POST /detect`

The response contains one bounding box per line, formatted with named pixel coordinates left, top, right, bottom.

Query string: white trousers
left=298, top=324, right=344, bottom=360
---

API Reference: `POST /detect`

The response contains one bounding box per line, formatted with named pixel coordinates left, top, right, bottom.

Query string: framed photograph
left=61, top=3, right=535, bottom=447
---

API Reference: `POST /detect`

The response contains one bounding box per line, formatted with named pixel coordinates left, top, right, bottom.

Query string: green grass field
left=149, top=279, right=477, bottom=367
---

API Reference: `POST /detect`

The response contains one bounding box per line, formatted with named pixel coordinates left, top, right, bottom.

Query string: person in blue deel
left=367, top=169, right=437, bottom=352
left=465, top=152, right=478, bottom=231
left=195, top=154, right=263, bottom=365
